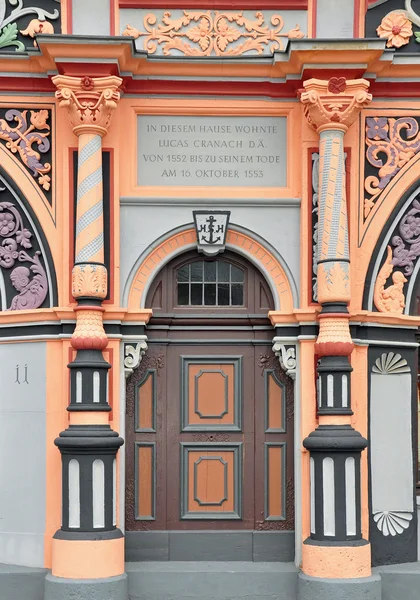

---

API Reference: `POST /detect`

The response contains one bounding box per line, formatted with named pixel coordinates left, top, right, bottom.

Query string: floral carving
left=0, top=1, right=58, bottom=52
left=374, top=246, right=407, bottom=314
left=312, top=153, right=320, bottom=302
left=0, top=109, right=51, bottom=191
left=377, top=12, right=412, bottom=48
left=122, top=11, right=304, bottom=57
left=53, top=75, right=122, bottom=137
left=0, top=197, right=48, bottom=310
left=364, top=117, right=420, bottom=218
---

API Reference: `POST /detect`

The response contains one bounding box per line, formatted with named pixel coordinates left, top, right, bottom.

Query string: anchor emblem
left=200, top=215, right=223, bottom=245
left=193, top=210, right=231, bottom=256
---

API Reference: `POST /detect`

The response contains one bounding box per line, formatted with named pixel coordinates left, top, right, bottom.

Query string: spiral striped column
left=298, top=78, right=380, bottom=599
left=49, top=75, right=126, bottom=600
left=75, top=133, right=104, bottom=265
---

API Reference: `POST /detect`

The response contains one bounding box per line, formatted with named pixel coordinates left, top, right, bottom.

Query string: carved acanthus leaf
left=271, top=341, right=297, bottom=379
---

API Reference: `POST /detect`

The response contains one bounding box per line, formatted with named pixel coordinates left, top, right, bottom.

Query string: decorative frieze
left=122, top=10, right=304, bottom=57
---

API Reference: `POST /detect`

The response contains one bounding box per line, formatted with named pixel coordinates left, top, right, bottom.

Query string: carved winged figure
left=374, top=245, right=407, bottom=314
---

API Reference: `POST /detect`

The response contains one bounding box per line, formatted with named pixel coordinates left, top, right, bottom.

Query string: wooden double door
left=125, top=341, right=294, bottom=531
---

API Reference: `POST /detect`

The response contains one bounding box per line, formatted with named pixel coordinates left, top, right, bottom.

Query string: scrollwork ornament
left=123, top=10, right=304, bottom=57
left=0, top=109, right=51, bottom=191
left=124, top=340, right=148, bottom=378
left=364, top=117, right=420, bottom=218
left=0, top=1, right=59, bottom=52
left=272, top=341, right=297, bottom=379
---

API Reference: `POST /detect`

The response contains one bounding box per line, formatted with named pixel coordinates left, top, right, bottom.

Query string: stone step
left=0, top=563, right=47, bottom=600
left=375, top=561, right=420, bottom=600
left=126, top=561, right=297, bottom=600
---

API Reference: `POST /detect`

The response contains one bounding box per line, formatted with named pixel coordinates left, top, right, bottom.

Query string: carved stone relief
left=0, top=180, right=48, bottom=310
left=122, top=10, right=305, bottom=57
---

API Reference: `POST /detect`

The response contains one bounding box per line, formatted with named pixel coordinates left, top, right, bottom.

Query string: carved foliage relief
left=364, top=116, right=420, bottom=220
left=0, top=176, right=49, bottom=311
left=122, top=10, right=305, bottom=57
left=0, top=0, right=60, bottom=51
left=0, top=108, right=53, bottom=204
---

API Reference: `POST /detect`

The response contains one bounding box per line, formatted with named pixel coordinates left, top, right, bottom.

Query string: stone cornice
left=299, top=77, right=372, bottom=132
left=52, top=74, right=122, bottom=136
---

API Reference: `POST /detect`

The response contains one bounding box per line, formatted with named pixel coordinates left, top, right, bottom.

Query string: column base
left=44, top=572, right=128, bottom=600
left=297, top=572, right=381, bottom=600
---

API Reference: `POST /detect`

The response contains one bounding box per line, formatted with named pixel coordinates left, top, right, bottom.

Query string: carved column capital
left=299, top=77, right=372, bottom=133
left=52, top=75, right=122, bottom=137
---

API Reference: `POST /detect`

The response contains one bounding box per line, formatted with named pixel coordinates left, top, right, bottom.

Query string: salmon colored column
left=299, top=79, right=373, bottom=580
left=49, top=75, right=125, bottom=587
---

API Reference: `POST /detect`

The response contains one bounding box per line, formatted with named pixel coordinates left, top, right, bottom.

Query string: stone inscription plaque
left=137, top=116, right=287, bottom=187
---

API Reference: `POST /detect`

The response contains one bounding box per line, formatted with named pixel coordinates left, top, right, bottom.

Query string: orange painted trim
left=122, top=98, right=301, bottom=201
left=110, top=0, right=117, bottom=36
left=302, top=541, right=371, bottom=578
left=70, top=411, right=109, bottom=425
left=308, top=0, right=316, bottom=37
left=61, top=0, right=72, bottom=35
left=351, top=345, right=369, bottom=540
left=44, top=341, right=68, bottom=568
left=51, top=535, right=124, bottom=579
left=127, top=227, right=294, bottom=313
left=300, top=341, right=318, bottom=543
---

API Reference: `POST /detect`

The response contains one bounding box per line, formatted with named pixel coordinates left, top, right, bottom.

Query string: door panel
left=126, top=343, right=294, bottom=532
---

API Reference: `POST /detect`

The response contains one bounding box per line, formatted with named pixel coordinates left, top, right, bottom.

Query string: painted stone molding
left=372, top=352, right=410, bottom=374
left=391, top=197, right=420, bottom=275
left=0, top=195, right=48, bottom=310
left=364, top=117, right=420, bottom=218
left=52, top=75, right=123, bottom=137
left=374, top=246, right=407, bottom=314
left=272, top=340, right=297, bottom=379
left=124, top=339, right=148, bottom=378
left=373, top=510, right=413, bottom=536
left=122, top=10, right=304, bottom=57
left=299, top=78, right=372, bottom=133
left=0, top=0, right=59, bottom=52
left=0, top=108, right=51, bottom=192
left=72, top=263, right=107, bottom=299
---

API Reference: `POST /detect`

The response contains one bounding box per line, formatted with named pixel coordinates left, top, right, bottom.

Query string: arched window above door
left=146, top=250, right=274, bottom=315
left=176, top=259, right=244, bottom=307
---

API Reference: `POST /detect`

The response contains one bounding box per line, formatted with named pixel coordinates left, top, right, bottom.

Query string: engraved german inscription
left=137, top=116, right=287, bottom=187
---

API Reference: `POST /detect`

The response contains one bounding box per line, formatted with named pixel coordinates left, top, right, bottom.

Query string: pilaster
left=48, top=75, right=126, bottom=597
left=299, top=78, right=375, bottom=591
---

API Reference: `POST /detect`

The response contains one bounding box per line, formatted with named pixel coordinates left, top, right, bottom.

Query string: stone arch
left=124, top=223, right=297, bottom=313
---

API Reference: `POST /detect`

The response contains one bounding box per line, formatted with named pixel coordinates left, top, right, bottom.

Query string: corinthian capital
left=52, top=75, right=122, bottom=137
left=299, top=77, right=372, bottom=133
